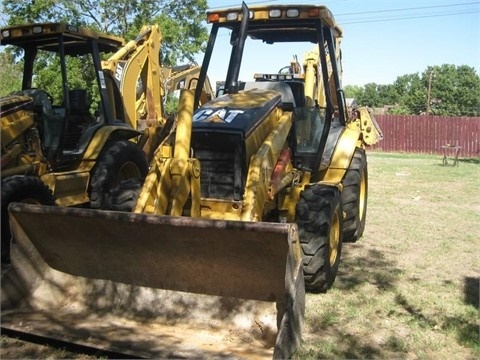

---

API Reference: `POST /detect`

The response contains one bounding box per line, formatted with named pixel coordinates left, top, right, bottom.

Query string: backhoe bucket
left=1, top=203, right=304, bottom=359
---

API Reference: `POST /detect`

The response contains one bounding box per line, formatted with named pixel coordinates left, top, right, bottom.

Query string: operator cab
left=193, top=3, right=347, bottom=172
left=0, top=23, right=125, bottom=168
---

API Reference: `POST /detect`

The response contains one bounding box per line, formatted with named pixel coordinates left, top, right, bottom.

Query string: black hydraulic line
left=225, top=1, right=249, bottom=94
left=318, top=24, right=333, bottom=114
left=194, top=24, right=218, bottom=109
left=325, top=28, right=347, bottom=125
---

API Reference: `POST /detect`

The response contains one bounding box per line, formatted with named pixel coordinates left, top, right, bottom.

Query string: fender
left=80, top=125, right=142, bottom=165
left=40, top=125, right=142, bottom=206
left=322, top=127, right=361, bottom=184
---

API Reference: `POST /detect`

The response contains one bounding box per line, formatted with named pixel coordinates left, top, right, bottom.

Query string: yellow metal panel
left=40, top=171, right=90, bottom=207
left=242, top=112, right=293, bottom=221
left=322, top=127, right=361, bottom=183
left=1, top=109, right=34, bottom=146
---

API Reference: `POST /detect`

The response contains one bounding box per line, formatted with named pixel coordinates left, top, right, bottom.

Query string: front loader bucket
left=1, top=203, right=304, bottom=359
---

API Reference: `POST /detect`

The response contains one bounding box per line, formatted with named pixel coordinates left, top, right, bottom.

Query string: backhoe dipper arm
left=102, top=25, right=165, bottom=159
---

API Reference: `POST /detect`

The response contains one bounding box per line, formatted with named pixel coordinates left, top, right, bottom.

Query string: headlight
left=286, top=9, right=299, bottom=18
left=269, top=9, right=282, bottom=18
left=226, top=12, right=238, bottom=21
left=32, top=26, right=43, bottom=34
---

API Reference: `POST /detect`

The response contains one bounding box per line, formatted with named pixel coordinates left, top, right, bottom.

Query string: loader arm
left=134, top=89, right=201, bottom=216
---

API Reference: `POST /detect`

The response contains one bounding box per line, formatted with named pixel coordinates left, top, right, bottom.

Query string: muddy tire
left=105, top=178, right=144, bottom=212
left=296, top=184, right=343, bottom=292
left=1, top=176, right=55, bottom=263
left=89, top=140, right=148, bottom=209
left=342, top=148, right=368, bottom=243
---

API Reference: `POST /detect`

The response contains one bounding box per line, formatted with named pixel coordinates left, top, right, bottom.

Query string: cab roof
left=206, top=4, right=343, bottom=43
left=0, top=23, right=125, bottom=55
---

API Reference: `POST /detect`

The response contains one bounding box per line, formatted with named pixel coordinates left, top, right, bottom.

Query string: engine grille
left=192, top=133, right=244, bottom=201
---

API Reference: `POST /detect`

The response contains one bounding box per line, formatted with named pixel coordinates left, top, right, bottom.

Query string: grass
left=1, top=151, right=478, bottom=359
left=294, top=151, right=480, bottom=359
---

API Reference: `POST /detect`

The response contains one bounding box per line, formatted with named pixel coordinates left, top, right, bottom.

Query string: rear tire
left=296, top=184, right=343, bottom=292
left=1, top=176, right=55, bottom=263
left=89, top=140, right=148, bottom=209
left=342, top=148, right=368, bottom=243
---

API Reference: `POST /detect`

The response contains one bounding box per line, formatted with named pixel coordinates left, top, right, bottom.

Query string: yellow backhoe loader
left=163, top=63, right=215, bottom=104
left=2, top=3, right=382, bottom=359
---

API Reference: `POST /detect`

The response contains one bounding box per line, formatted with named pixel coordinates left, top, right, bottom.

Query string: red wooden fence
left=371, top=115, right=480, bottom=158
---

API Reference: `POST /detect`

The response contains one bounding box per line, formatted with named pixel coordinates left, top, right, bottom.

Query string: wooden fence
left=370, top=115, right=480, bottom=158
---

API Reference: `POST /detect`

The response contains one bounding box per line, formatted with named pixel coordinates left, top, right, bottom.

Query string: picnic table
left=441, top=144, right=461, bottom=166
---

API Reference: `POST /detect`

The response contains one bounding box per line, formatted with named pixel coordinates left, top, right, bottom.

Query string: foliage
left=345, top=65, right=480, bottom=116
left=164, top=93, right=179, bottom=115
left=424, top=64, right=480, bottom=116
left=344, top=84, right=363, bottom=101
left=0, top=52, right=22, bottom=96
left=2, top=0, right=208, bottom=66
left=1, top=0, right=208, bottom=113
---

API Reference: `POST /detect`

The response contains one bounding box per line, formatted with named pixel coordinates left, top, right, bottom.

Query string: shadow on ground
left=464, top=276, right=479, bottom=308
left=298, top=244, right=480, bottom=358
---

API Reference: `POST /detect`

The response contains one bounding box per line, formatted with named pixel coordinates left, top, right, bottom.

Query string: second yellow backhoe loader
left=0, top=23, right=150, bottom=263
left=2, top=3, right=382, bottom=359
left=163, top=63, right=215, bottom=104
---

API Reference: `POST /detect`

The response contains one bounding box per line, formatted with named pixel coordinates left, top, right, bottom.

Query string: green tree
left=376, top=84, right=398, bottom=106
left=392, top=73, right=425, bottom=114
left=345, top=65, right=480, bottom=116
left=344, top=84, right=363, bottom=100
left=424, top=64, right=480, bottom=116
left=0, top=51, right=22, bottom=96
left=2, top=0, right=209, bottom=66
left=1, top=0, right=209, bottom=108
left=357, top=82, right=382, bottom=107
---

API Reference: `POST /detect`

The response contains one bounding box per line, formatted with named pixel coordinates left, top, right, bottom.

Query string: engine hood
left=0, top=95, right=34, bottom=118
left=193, top=88, right=281, bottom=137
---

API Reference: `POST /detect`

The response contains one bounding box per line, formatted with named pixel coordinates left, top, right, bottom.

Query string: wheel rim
left=358, top=169, right=367, bottom=222
left=117, top=161, right=142, bottom=183
left=329, top=210, right=341, bottom=266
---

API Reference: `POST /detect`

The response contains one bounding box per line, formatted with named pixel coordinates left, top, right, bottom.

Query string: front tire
left=104, top=178, right=144, bottom=212
left=342, top=148, right=368, bottom=243
left=1, top=176, right=55, bottom=263
left=89, top=140, right=148, bottom=209
left=296, top=184, right=343, bottom=292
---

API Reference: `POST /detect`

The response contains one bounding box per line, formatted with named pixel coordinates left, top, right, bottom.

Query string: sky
left=196, top=0, right=480, bottom=86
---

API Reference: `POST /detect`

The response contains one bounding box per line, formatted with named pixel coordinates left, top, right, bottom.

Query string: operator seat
left=69, top=89, right=91, bottom=116
left=12, top=89, right=62, bottom=156
left=64, top=89, right=94, bottom=150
